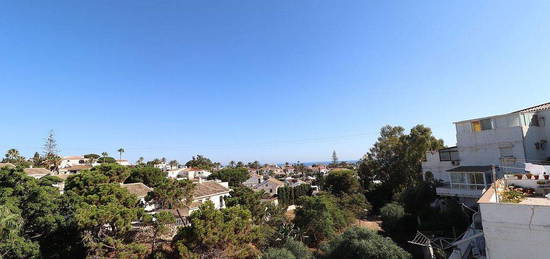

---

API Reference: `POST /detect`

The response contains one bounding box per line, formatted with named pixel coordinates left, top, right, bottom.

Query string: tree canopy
left=173, top=202, right=261, bottom=258
left=207, top=167, right=249, bottom=187
left=320, top=226, right=411, bottom=259
left=358, top=125, right=444, bottom=207
left=125, top=166, right=167, bottom=188
left=324, top=169, right=361, bottom=196
left=185, top=155, right=215, bottom=171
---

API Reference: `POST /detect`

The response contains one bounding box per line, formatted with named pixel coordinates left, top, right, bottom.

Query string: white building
left=478, top=179, right=550, bottom=259
left=166, top=167, right=211, bottom=180
left=167, top=180, right=231, bottom=222
left=425, top=102, right=550, bottom=201
left=120, top=183, right=155, bottom=212
left=60, top=156, right=88, bottom=168
left=243, top=174, right=285, bottom=196
left=116, top=159, right=131, bottom=166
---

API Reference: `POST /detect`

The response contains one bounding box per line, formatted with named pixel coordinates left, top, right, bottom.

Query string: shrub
left=380, top=202, right=406, bottom=233
left=262, top=248, right=296, bottom=259
left=320, top=226, right=411, bottom=259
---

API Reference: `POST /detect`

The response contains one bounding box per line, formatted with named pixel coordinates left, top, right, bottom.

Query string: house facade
left=477, top=180, right=550, bottom=259
left=243, top=174, right=284, bottom=196
left=424, top=102, right=550, bottom=201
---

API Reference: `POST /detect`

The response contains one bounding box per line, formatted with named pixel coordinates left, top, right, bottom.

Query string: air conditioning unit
left=452, top=161, right=460, bottom=166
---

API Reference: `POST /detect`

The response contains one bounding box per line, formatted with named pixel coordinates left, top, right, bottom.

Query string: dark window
left=530, top=115, right=540, bottom=127
left=480, top=119, right=493, bottom=130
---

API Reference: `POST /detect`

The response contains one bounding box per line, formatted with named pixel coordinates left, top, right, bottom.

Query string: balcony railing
left=436, top=183, right=487, bottom=198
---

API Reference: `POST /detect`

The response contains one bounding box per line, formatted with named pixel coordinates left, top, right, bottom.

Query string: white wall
left=456, top=117, right=526, bottom=167
left=422, top=151, right=456, bottom=183
left=195, top=193, right=230, bottom=209
left=480, top=201, right=550, bottom=259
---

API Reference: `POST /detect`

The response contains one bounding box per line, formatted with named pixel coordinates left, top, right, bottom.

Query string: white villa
left=167, top=167, right=211, bottom=180
left=120, top=183, right=155, bottom=212
left=423, top=102, right=550, bottom=202
left=243, top=174, right=285, bottom=196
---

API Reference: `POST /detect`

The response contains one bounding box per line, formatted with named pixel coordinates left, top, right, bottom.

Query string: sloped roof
left=193, top=181, right=230, bottom=198
left=514, top=102, right=550, bottom=113
left=0, top=163, right=15, bottom=168
left=63, top=156, right=84, bottom=160
left=62, top=165, right=92, bottom=171
left=267, top=177, right=284, bottom=186
left=23, top=168, right=52, bottom=176
left=447, top=166, right=494, bottom=172
left=120, top=183, right=153, bottom=198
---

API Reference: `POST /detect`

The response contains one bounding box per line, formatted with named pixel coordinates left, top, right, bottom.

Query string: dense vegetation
left=0, top=124, right=472, bottom=258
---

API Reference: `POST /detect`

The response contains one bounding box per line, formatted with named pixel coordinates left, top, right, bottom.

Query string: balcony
left=436, top=183, right=487, bottom=198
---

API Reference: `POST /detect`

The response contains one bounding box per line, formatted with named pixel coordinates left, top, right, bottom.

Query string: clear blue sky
left=2, top=1, right=550, bottom=164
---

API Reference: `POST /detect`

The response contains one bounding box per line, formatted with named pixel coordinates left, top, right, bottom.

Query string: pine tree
left=332, top=150, right=338, bottom=166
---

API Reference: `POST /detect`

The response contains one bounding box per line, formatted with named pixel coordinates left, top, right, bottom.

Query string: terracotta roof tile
left=120, top=183, right=153, bottom=198
left=193, top=181, right=230, bottom=198
left=23, top=168, right=52, bottom=176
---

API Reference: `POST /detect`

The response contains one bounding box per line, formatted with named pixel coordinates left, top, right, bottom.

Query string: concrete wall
left=456, top=116, right=526, bottom=167
left=195, top=193, right=230, bottom=209
left=421, top=151, right=456, bottom=183
left=480, top=201, right=550, bottom=259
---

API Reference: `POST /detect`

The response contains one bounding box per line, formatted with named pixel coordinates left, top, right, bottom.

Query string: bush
left=282, top=239, right=312, bottom=259
left=294, top=194, right=353, bottom=244
left=320, top=226, right=411, bottom=259
left=262, top=248, right=296, bottom=259
left=380, top=202, right=406, bottom=233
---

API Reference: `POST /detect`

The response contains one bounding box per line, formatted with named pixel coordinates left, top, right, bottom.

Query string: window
left=480, top=119, right=493, bottom=130
left=499, top=146, right=513, bottom=157
left=439, top=149, right=459, bottom=161
left=471, top=121, right=481, bottom=132
left=471, top=119, right=493, bottom=132
left=450, top=172, right=486, bottom=190
left=530, top=115, right=540, bottom=127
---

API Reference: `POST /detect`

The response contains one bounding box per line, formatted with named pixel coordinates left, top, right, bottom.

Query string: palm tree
left=137, top=157, right=144, bottom=165
left=117, top=148, right=125, bottom=160
left=169, top=160, right=179, bottom=170
left=229, top=161, right=235, bottom=168
left=44, top=154, right=61, bottom=174
left=4, top=149, right=20, bottom=162
left=101, top=152, right=108, bottom=163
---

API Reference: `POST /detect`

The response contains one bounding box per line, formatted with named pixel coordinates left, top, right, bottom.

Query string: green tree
left=125, top=166, right=167, bottom=188
left=169, top=160, right=179, bottom=169
left=320, top=226, right=411, bottom=259
left=137, top=157, right=145, bottom=165
left=0, top=205, right=39, bottom=258
left=324, top=169, right=361, bottom=195
left=43, top=130, right=58, bottom=156
left=146, top=178, right=195, bottom=222
left=262, top=248, right=295, bottom=259
left=72, top=183, right=147, bottom=257
left=90, top=163, right=131, bottom=183
left=281, top=239, right=312, bottom=259
left=117, top=148, right=125, bottom=160
left=208, top=167, right=249, bottom=187
left=338, top=193, right=372, bottom=219
left=185, top=155, right=214, bottom=170
left=294, top=194, right=352, bottom=244
left=173, top=202, right=261, bottom=258
left=331, top=150, right=338, bottom=166
left=380, top=202, right=406, bottom=233
left=97, top=156, right=116, bottom=164
left=358, top=125, right=444, bottom=207
left=143, top=211, right=175, bottom=253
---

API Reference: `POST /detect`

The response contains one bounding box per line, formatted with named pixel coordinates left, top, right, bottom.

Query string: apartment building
left=423, top=102, right=550, bottom=202
left=478, top=179, right=550, bottom=259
